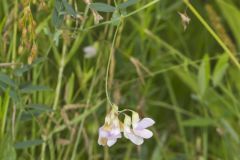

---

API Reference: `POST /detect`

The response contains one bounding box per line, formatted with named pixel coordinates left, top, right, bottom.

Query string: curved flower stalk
left=98, top=104, right=155, bottom=147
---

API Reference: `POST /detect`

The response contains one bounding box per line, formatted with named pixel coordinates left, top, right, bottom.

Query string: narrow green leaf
left=216, top=0, right=240, bottom=47
left=55, top=0, right=64, bottom=12
left=89, top=3, right=116, bottom=12
left=14, top=65, right=31, bottom=77
left=65, top=73, right=75, bottom=103
left=25, top=104, right=53, bottom=112
left=118, top=0, right=138, bottom=9
left=52, top=7, right=64, bottom=28
left=198, top=55, right=210, bottom=96
left=0, top=81, right=7, bottom=91
left=111, top=11, right=121, bottom=26
left=221, top=119, right=239, bottom=143
left=1, top=89, right=10, bottom=137
left=62, top=0, right=77, bottom=17
left=9, top=89, right=19, bottom=103
left=182, top=118, right=215, bottom=127
left=15, top=139, right=44, bottom=149
left=173, top=68, right=198, bottom=93
left=0, top=84, right=19, bottom=102
left=212, top=54, right=229, bottom=87
left=20, top=84, right=51, bottom=93
left=31, top=57, right=47, bottom=65
left=20, top=110, right=41, bottom=121
left=20, top=104, right=52, bottom=121
left=0, top=136, right=16, bottom=160
left=0, top=73, right=16, bottom=88
left=14, top=57, right=47, bottom=76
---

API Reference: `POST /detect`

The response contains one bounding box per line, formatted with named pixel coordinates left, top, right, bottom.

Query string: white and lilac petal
left=109, top=126, right=121, bottom=137
left=127, top=133, right=144, bottom=145
left=98, top=136, right=106, bottom=146
left=132, top=112, right=140, bottom=128
left=107, top=138, right=117, bottom=147
left=109, top=131, right=121, bottom=139
left=97, top=137, right=102, bottom=145
left=99, top=127, right=109, bottom=137
left=135, top=118, right=155, bottom=130
left=133, top=129, right=153, bottom=139
left=123, top=125, right=131, bottom=139
left=124, top=115, right=132, bottom=139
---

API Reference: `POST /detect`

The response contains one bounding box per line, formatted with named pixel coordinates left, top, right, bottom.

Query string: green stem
left=64, top=0, right=160, bottom=32
left=183, top=0, right=240, bottom=69
left=164, top=75, right=189, bottom=157
left=0, top=89, right=10, bottom=139
left=105, top=24, right=121, bottom=106
left=41, top=43, right=67, bottom=160
left=53, top=44, right=67, bottom=111
left=80, top=3, right=90, bottom=30
left=124, top=0, right=160, bottom=18
left=12, top=0, right=18, bottom=63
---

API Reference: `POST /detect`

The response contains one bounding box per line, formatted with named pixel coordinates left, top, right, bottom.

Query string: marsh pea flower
left=98, top=105, right=122, bottom=147
left=124, top=112, right=155, bottom=145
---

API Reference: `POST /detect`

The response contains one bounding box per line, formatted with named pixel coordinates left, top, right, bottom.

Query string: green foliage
left=118, top=0, right=139, bottom=9
left=89, top=3, right=116, bottom=12
left=212, top=54, right=229, bottom=86
left=62, top=0, right=77, bottom=17
left=19, top=84, right=51, bottom=93
left=0, top=136, right=16, bottom=160
left=0, top=73, right=17, bottom=88
left=14, top=139, right=44, bottom=149
left=52, top=0, right=77, bottom=28
left=0, top=89, right=10, bottom=139
left=1, top=0, right=240, bottom=159
left=182, top=118, right=215, bottom=127
left=198, top=54, right=210, bottom=97
left=216, top=0, right=240, bottom=48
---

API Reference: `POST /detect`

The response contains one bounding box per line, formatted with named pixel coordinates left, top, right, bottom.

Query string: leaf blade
left=89, top=3, right=116, bottom=12
left=118, top=0, right=138, bottom=9
left=20, top=84, right=51, bottom=93
left=15, top=139, right=44, bottom=149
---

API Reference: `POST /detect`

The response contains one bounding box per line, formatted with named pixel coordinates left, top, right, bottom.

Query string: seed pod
left=22, top=28, right=27, bottom=39
left=18, top=19, right=24, bottom=29
left=28, top=55, right=33, bottom=64
left=31, top=43, right=37, bottom=55
left=18, top=45, right=24, bottom=55
left=28, top=24, right=32, bottom=33
left=32, top=20, right=37, bottom=30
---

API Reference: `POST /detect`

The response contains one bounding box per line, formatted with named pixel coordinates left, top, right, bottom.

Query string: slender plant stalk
left=53, top=44, right=67, bottom=111
left=105, top=24, right=121, bottom=106
left=124, top=0, right=160, bottom=18
left=164, top=75, right=189, bottom=157
left=65, top=0, right=160, bottom=32
left=183, top=0, right=240, bottom=69
left=0, top=90, right=10, bottom=139
left=12, top=0, right=18, bottom=63
left=40, top=43, right=67, bottom=160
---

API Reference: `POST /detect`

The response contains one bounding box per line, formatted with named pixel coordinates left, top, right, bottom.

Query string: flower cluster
left=98, top=105, right=155, bottom=147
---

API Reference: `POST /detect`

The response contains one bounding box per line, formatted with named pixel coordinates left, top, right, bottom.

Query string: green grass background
left=1, top=0, right=240, bottom=159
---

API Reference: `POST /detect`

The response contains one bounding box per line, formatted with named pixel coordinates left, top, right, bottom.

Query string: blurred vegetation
left=1, top=0, right=240, bottom=159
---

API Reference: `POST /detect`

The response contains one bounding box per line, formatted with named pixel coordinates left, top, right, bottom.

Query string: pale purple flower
left=98, top=105, right=122, bottom=147
left=124, top=113, right=155, bottom=145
